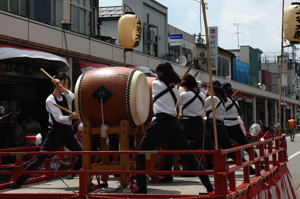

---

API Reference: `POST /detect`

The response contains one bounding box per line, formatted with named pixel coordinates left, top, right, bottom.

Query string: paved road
left=287, top=132, right=300, bottom=196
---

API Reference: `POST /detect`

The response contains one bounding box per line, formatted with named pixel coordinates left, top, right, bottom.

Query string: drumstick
left=40, top=68, right=54, bottom=81
left=231, top=90, right=239, bottom=98
left=194, top=71, right=200, bottom=78
left=182, top=63, right=194, bottom=79
left=53, top=103, right=73, bottom=114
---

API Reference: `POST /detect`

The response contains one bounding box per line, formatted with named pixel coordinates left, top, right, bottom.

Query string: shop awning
left=0, top=44, right=69, bottom=66
left=235, top=92, right=254, bottom=102
left=78, top=60, right=108, bottom=73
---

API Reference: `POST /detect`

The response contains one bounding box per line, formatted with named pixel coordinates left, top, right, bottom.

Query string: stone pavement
left=0, top=171, right=246, bottom=195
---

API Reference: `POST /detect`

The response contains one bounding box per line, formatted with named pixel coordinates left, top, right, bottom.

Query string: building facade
left=166, top=24, right=196, bottom=65
left=99, top=0, right=168, bottom=58
left=196, top=43, right=235, bottom=79
left=229, top=46, right=263, bottom=86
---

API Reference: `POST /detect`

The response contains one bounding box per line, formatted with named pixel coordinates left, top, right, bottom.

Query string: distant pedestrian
left=288, top=118, right=296, bottom=142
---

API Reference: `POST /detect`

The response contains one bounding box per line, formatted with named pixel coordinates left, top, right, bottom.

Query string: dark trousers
left=207, top=121, right=255, bottom=173
left=181, top=117, right=213, bottom=150
left=16, top=125, right=82, bottom=185
left=207, top=120, right=232, bottom=149
left=225, top=124, right=259, bottom=160
left=136, top=113, right=213, bottom=192
left=225, top=124, right=249, bottom=146
left=206, top=120, right=238, bottom=161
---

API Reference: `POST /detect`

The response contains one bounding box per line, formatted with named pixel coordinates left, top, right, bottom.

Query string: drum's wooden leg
left=120, top=120, right=129, bottom=186
left=135, top=125, right=144, bottom=148
left=81, top=122, right=91, bottom=193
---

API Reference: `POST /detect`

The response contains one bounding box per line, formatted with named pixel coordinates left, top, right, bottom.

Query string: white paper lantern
left=284, top=3, right=300, bottom=43
left=118, top=13, right=142, bottom=50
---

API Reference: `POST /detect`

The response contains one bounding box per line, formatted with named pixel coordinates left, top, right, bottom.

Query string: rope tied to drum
left=100, top=98, right=109, bottom=142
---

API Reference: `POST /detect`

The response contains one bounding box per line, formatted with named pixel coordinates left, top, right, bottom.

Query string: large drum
left=74, top=67, right=150, bottom=127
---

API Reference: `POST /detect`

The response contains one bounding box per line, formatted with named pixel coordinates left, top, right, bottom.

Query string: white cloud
left=217, top=0, right=282, bottom=52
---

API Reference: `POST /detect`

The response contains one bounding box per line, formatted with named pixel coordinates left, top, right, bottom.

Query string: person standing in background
left=288, top=118, right=296, bottom=142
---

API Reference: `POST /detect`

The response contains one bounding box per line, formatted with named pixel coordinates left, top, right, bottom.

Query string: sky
left=100, top=0, right=295, bottom=55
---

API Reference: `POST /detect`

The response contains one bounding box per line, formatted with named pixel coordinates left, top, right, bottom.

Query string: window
left=217, top=57, right=229, bottom=77
left=71, top=5, right=79, bottom=32
left=52, top=0, right=63, bottom=27
left=0, top=0, right=92, bottom=36
left=9, top=0, right=19, bottom=14
left=0, top=1, right=8, bottom=11
left=79, top=0, right=84, bottom=6
left=32, top=0, right=51, bottom=24
left=71, top=1, right=91, bottom=35
left=20, top=0, right=28, bottom=17
left=0, top=0, right=28, bottom=17
left=79, top=8, right=85, bottom=33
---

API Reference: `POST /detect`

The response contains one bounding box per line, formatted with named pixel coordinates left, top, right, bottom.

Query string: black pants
left=206, top=120, right=232, bottom=149
left=16, top=124, right=82, bottom=185
left=225, top=124, right=249, bottom=146
left=207, top=120, right=255, bottom=173
left=225, top=124, right=259, bottom=160
left=181, top=117, right=213, bottom=150
left=136, top=113, right=213, bottom=192
left=206, top=120, right=238, bottom=162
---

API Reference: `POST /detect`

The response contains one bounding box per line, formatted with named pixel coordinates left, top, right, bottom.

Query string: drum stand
left=81, top=120, right=145, bottom=193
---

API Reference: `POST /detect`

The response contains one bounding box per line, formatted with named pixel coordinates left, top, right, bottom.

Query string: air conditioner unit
left=199, top=52, right=206, bottom=58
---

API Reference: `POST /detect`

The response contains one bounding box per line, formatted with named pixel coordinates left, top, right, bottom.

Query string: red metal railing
left=0, top=135, right=288, bottom=199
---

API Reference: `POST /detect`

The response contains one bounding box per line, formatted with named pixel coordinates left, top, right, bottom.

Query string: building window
left=20, top=0, right=28, bottom=17
left=0, top=1, right=8, bottom=11
left=217, top=57, right=229, bottom=77
left=71, top=0, right=91, bottom=35
left=0, top=0, right=29, bottom=17
left=50, top=0, right=63, bottom=27
left=0, top=0, right=91, bottom=36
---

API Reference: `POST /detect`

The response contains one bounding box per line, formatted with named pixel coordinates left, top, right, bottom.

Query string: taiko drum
left=74, top=67, right=150, bottom=127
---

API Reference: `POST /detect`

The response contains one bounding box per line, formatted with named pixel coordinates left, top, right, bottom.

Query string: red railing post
left=79, top=171, right=88, bottom=199
left=145, top=153, right=155, bottom=176
left=282, top=136, right=288, bottom=162
left=248, top=146, right=258, bottom=174
left=214, top=150, right=228, bottom=195
left=267, top=140, right=273, bottom=168
left=277, top=137, right=283, bottom=164
left=259, top=142, right=268, bottom=172
left=273, top=139, right=279, bottom=166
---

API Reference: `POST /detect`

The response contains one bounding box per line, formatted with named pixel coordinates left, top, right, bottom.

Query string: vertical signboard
left=209, top=27, right=218, bottom=71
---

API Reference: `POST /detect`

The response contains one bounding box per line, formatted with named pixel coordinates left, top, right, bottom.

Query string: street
left=287, top=132, right=300, bottom=196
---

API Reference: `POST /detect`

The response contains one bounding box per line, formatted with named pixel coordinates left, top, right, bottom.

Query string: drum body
left=74, top=67, right=150, bottom=127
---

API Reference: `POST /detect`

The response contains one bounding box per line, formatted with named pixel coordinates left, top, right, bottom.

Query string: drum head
left=74, top=73, right=84, bottom=121
left=127, top=70, right=150, bottom=126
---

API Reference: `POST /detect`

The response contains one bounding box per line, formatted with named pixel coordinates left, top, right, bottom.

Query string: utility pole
left=234, top=23, right=241, bottom=57
left=278, top=0, right=285, bottom=127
